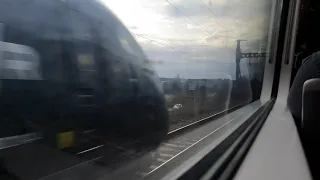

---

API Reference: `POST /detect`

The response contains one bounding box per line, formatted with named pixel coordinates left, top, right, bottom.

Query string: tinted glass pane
left=0, top=0, right=276, bottom=179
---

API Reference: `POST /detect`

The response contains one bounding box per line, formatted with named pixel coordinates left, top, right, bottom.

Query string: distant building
left=184, top=79, right=218, bottom=92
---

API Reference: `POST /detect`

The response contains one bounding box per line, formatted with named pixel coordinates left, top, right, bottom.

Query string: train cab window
left=68, top=12, right=93, bottom=42
left=116, top=24, right=145, bottom=61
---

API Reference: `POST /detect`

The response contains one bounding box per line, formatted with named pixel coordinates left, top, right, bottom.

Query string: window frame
left=0, top=0, right=285, bottom=179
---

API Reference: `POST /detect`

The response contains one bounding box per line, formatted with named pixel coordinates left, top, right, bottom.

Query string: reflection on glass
left=0, top=0, right=275, bottom=179
left=105, top=0, right=271, bottom=130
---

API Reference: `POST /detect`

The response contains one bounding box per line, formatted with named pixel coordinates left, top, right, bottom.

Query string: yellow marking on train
left=57, top=131, right=75, bottom=149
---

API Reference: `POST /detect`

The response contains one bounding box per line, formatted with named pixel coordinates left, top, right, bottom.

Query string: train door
left=66, top=9, right=101, bottom=130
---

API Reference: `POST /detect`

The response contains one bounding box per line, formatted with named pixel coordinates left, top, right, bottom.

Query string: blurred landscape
left=161, top=75, right=262, bottom=131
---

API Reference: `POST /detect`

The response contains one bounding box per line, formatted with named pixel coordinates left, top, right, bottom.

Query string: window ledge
left=234, top=102, right=312, bottom=180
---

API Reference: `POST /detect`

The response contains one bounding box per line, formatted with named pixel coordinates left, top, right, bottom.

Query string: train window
left=0, top=0, right=276, bottom=179
left=77, top=54, right=95, bottom=69
left=0, top=42, right=41, bottom=80
left=116, top=24, right=145, bottom=61
left=68, top=10, right=93, bottom=42
left=2, top=50, right=14, bottom=60
left=22, top=53, right=35, bottom=62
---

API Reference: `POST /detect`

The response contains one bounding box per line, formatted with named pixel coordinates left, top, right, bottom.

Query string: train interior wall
left=292, top=0, right=320, bottom=84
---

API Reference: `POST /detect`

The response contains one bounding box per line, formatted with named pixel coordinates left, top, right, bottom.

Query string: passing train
left=0, top=0, right=169, bottom=145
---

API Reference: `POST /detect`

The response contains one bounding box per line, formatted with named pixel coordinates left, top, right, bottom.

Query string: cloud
left=100, top=0, right=274, bottom=78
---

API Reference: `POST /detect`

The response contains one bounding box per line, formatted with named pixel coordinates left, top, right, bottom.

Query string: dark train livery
left=0, top=0, right=169, bottom=145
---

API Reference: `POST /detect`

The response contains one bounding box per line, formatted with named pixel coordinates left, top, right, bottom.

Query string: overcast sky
left=100, top=0, right=273, bottom=79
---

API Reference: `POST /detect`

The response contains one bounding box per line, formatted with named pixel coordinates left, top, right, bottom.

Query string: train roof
left=0, top=0, right=122, bottom=38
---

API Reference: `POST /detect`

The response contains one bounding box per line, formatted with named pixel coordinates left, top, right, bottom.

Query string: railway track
left=59, top=101, right=250, bottom=178
left=167, top=101, right=250, bottom=138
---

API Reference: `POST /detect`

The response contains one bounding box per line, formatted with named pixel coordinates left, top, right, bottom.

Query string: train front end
left=0, top=0, right=169, bottom=147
